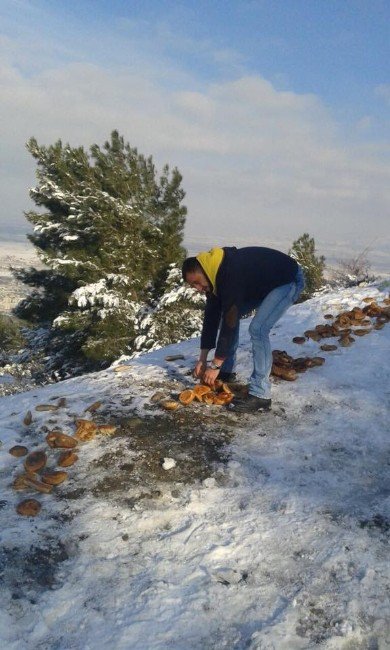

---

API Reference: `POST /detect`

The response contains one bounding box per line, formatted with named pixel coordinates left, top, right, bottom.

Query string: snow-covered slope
left=0, top=283, right=389, bottom=650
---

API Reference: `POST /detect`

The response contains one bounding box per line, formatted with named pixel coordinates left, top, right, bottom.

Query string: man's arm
left=200, top=294, right=222, bottom=350
left=194, top=348, right=209, bottom=379
left=194, top=295, right=223, bottom=380
left=215, top=303, right=240, bottom=359
left=214, top=263, right=241, bottom=360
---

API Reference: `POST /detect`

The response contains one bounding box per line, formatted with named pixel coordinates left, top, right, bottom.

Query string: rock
left=9, top=445, right=28, bottom=457
left=84, top=401, right=102, bottom=413
left=46, top=431, right=78, bottom=448
left=58, top=450, right=79, bottom=467
left=150, top=392, right=166, bottom=403
left=320, top=344, right=338, bottom=351
left=16, top=499, right=41, bottom=517
left=74, top=419, right=98, bottom=442
left=42, top=471, right=68, bottom=485
left=97, top=424, right=117, bottom=436
left=23, top=411, right=32, bottom=426
left=324, top=314, right=334, bottom=319
left=165, top=354, right=185, bottom=361
left=57, top=397, right=67, bottom=408
left=24, top=451, right=47, bottom=473
left=292, top=337, right=306, bottom=344
left=35, top=404, right=59, bottom=412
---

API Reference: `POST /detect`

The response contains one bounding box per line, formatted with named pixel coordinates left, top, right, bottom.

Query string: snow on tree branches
left=14, top=132, right=202, bottom=371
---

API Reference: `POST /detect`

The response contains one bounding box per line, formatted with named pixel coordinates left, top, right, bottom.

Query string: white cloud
left=0, top=32, right=389, bottom=263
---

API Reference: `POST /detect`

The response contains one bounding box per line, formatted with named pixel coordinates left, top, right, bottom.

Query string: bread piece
left=58, top=451, right=78, bottom=467
left=161, top=400, right=180, bottom=411
left=42, top=471, right=68, bottom=485
left=9, top=445, right=28, bottom=457
left=24, top=451, right=47, bottom=473
left=179, top=389, right=195, bottom=405
left=46, top=431, right=78, bottom=448
left=16, top=499, right=41, bottom=516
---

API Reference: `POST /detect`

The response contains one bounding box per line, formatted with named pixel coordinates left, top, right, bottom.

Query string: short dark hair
left=182, top=257, right=202, bottom=281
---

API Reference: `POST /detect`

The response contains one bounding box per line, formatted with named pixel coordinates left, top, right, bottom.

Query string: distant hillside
left=0, top=242, right=41, bottom=313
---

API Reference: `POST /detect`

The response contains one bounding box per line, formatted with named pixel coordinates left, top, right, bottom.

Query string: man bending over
left=182, top=246, right=304, bottom=414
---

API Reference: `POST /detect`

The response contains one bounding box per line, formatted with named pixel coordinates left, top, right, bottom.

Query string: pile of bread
left=161, top=381, right=234, bottom=411
left=271, top=296, right=390, bottom=382
left=10, top=400, right=116, bottom=516
left=159, top=296, right=390, bottom=406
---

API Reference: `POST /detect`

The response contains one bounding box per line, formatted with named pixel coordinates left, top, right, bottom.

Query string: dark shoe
left=228, top=394, right=271, bottom=413
left=218, top=371, right=237, bottom=382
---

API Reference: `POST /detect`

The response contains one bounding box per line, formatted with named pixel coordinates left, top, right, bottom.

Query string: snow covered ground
left=0, top=241, right=40, bottom=312
left=0, top=282, right=389, bottom=650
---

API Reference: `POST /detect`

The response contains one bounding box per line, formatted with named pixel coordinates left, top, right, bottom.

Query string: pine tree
left=288, top=233, right=325, bottom=299
left=14, top=132, right=187, bottom=367
left=133, top=264, right=205, bottom=354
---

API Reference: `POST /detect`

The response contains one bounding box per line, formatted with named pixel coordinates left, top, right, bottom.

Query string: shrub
left=0, top=314, right=26, bottom=352
left=289, top=233, right=325, bottom=299
left=331, top=247, right=376, bottom=287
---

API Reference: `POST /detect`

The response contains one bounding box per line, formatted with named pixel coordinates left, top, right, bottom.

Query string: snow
left=71, top=280, right=121, bottom=309
left=0, top=282, right=389, bottom=649
left=162, top=457, right=177, bottom=470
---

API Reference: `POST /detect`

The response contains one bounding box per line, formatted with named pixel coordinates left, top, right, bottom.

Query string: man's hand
left=193, top=361, right=207, bottom=379
left=203, top=367, right=220, bottom=386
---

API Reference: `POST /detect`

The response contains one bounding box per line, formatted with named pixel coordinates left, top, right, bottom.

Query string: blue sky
left=1, top=0, right=389, bottom=262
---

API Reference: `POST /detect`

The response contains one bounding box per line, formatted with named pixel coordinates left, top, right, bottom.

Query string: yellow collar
left=196, top=247, right=224, bottom=294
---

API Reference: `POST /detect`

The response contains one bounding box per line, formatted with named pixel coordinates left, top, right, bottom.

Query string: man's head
left=182, top=257, right=212, bottom=294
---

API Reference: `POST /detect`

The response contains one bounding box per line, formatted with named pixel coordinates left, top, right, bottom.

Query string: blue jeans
left=220, top=267, right=305, bottom=398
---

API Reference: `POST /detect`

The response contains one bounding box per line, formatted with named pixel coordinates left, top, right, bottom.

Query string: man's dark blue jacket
left=199, top=246, right=299, bottom=359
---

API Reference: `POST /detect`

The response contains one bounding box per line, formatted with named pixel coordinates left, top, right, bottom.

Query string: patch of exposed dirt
left=359, top=513, right=390, bottom=535
left=0, top=540, right=69, bottom=597
left=85, top=410, right=236, bottom=502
